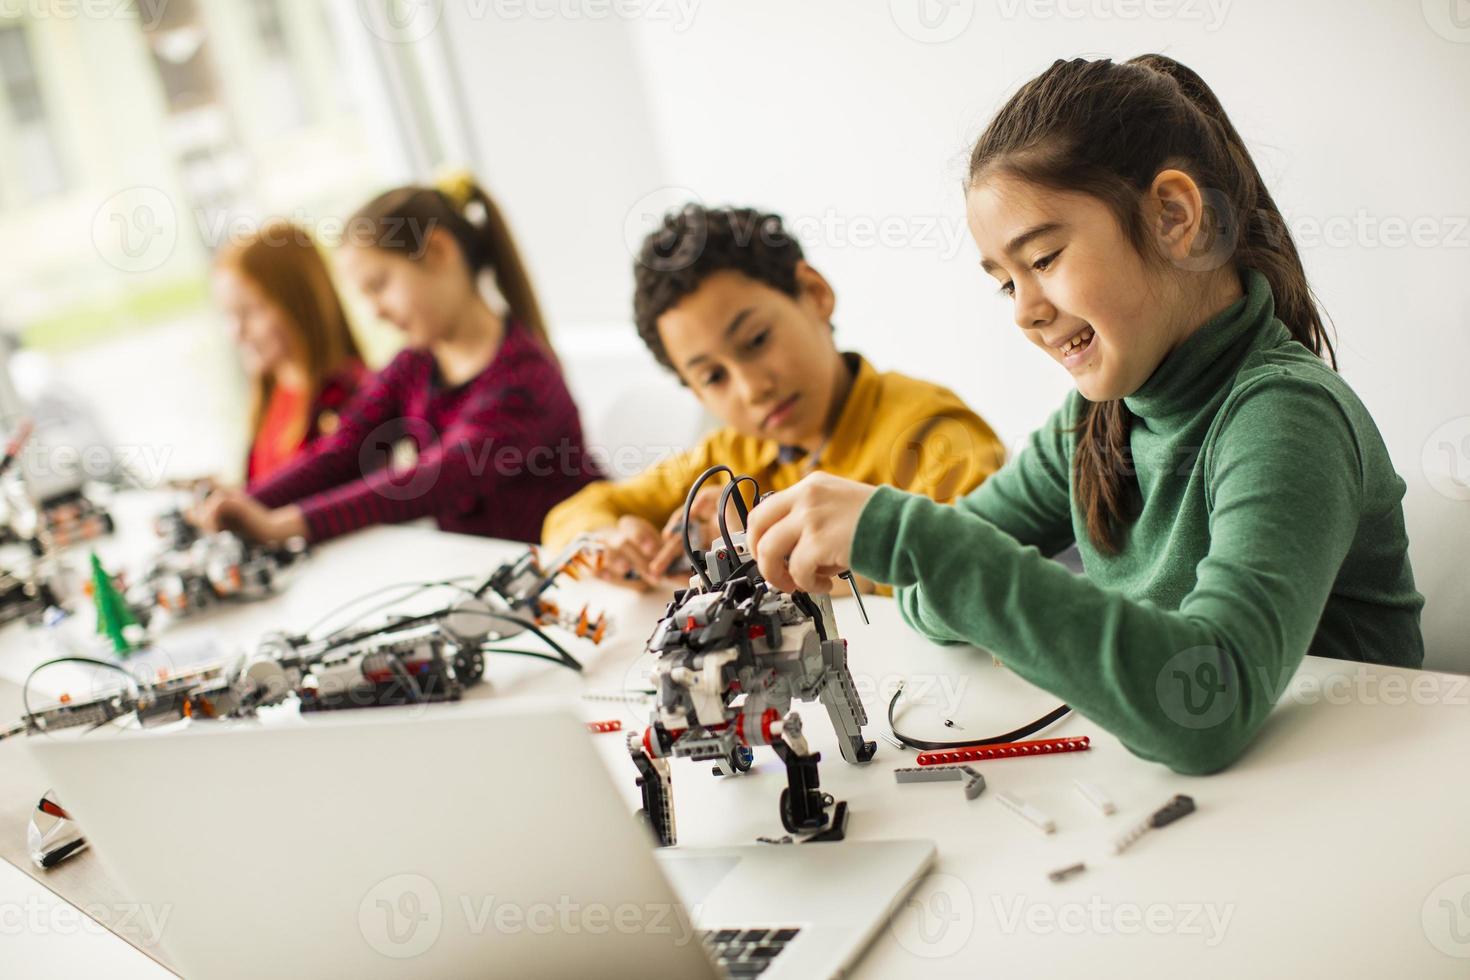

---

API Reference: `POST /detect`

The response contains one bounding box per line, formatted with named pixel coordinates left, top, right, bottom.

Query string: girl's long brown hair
left=968, top=54, right=1335, bottom=553
left=348, top=177, right=554, bottom=359
left=217, top=220, right=362, bottom=448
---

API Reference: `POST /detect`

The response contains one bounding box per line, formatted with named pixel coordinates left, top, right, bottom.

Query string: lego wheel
left=454, top=647, right=485, bottom=685
left=711, top=745, right=754, bottom=777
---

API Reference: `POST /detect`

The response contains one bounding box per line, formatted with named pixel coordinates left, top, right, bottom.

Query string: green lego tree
left=89, top=552, right=137, bottom=655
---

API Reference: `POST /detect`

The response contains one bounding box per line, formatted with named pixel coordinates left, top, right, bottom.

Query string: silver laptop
left=28, top=699, right=934, bottom=979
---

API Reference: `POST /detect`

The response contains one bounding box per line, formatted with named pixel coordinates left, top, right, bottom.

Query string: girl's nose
left=1012, top=281, right=1055, bottom=331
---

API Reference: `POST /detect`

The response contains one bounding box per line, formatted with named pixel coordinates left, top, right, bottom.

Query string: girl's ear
left=1148, top=168, right=1208, bottom=265
left=421, top=225, right=465, bottom=273
left=793, top=260, right=837, bottom=323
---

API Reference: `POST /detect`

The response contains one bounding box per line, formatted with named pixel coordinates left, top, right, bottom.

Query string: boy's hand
left=746, top=473, right=878, bottom=594
left=595, top=516, right=670, bottom=591
left=650, top=485, right=730, bottom=574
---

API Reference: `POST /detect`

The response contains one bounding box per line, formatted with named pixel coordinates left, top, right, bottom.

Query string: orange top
left=248, top=382, right=309, bottom=483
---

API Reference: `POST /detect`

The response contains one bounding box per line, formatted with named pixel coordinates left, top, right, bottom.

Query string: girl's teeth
left=1064, top=327, right=1095, bottom=354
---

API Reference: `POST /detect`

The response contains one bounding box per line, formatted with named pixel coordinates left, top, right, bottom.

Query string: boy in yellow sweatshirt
left=543, top=204, right=1006, bottom=587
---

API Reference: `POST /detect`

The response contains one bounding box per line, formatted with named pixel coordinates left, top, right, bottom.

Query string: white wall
left=437, top=2, right=673, bottom=327
left=443, top=0, right=1469, bottom=668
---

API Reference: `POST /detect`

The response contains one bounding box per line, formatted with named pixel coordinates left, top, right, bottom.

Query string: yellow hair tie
left=434, top=169, right=477, bottom=210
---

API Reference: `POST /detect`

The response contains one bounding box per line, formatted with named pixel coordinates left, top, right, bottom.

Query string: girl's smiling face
left=965, top=172, right=1184, bottom=403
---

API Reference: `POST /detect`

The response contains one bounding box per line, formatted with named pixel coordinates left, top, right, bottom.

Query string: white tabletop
left=3, top=503, right=1468, bottom=978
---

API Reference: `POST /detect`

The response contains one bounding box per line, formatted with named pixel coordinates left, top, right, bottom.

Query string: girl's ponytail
left=350, top=175, right=557, bottom=361
left=1126, top=54, right=1335, bottom=368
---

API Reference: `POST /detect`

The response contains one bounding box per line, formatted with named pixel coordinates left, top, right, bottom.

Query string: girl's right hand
left=190, top=487, right=249, bottom=533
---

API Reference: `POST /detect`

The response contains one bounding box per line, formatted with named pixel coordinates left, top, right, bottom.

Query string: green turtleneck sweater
left=852, top=270, right=1424, bottom=775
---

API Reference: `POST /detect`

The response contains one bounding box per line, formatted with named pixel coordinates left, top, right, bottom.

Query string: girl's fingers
left=746, top=488, right=798, bottom=556
left=788, top=539, right=840, bottom=595
left=753, top=514, right=804, bottom=594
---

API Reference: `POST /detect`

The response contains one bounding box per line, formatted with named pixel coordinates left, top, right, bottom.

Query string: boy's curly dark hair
left=632, top=205, right=805, bottom=373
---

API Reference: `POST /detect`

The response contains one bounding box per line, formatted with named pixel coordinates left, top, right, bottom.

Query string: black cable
left=21, top=656, right=142, bottom=739
left=308, top=577, right=477, bottom=640
left=318, top=606, right=584, bottom=672
left=716, top=476, right=758, bottom=557
left=886, top=681, right=1071, bottom=750
left=790, top=590, right=828, bottom=643
left=482, top=646, right=583, bottom=669
left=682, top=465, right=737, bottom=590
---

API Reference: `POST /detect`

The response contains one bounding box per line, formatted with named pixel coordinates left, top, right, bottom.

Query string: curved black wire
left=790, top=590, right=828, bottom=643
left=682, top=464, right=738, bottom=590
left=482, top=647, right=583, bottom=669
left=716, top=475, right=759, bottom=557
left=309, top=577, right=478, bottom=640
left=886, top=681, right=1071, bottom=750
left=317, top=607, right=584, bottom=672
left=21, top=656, right=143, bottom=739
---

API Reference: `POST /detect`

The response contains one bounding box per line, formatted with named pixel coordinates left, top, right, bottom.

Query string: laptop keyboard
left=701, top=926, right=802, bottom=977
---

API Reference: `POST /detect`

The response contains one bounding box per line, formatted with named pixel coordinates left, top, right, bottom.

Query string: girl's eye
left=997, top=281, right=1015, bottom=298
left=702, top=368, right=726, bottom=388
left=1033, top=249, right=1061, bottom=272
left=747, top=328, right=770, bottom=350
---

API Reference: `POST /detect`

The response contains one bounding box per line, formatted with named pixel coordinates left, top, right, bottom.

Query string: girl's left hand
left=746, top=473, right=878, bottom=594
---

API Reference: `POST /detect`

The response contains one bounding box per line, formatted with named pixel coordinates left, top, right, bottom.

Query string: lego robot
left=475, top=535, right=609, bottom=645
left=123, top=524, right=308, bottom=627
left=627, top=466, right=876, bottom=847
left=3, top=538, right=614, bottom=740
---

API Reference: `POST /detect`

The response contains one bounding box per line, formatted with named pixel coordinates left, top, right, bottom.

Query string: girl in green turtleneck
left=744, top=54, right=1425, bottom=775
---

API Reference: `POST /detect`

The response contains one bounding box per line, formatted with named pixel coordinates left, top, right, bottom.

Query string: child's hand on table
left=192, top=488, right=306, bottom=546
left=594, top=516, right=678, bottom=591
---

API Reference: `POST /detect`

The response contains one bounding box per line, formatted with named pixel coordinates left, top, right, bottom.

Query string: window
left=0, top=24, right=66, bottom=201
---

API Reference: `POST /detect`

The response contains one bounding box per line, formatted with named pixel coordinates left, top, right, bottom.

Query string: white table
left=2, top=510, right=1468, bottom=978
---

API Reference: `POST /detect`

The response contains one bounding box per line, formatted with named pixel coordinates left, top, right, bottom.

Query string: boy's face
left=656, top=265, right=843, bottom=448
